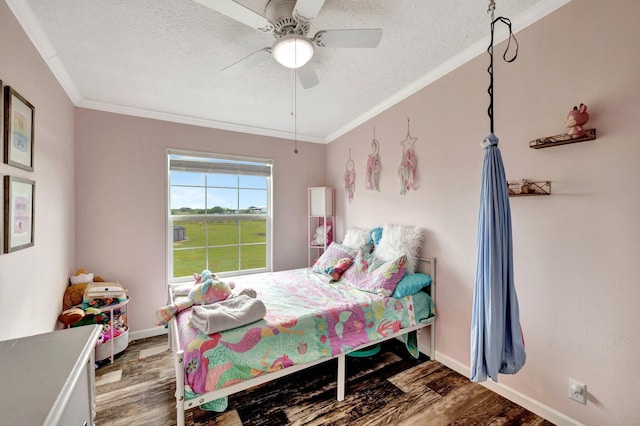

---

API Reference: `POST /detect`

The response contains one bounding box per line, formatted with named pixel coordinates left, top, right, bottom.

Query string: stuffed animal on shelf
left=57, top=307, right=85, bottom=326
left=59, top=268, right=105, bottom=326
left=565, top=103, right=589, bottom=138
left=153, top=270, right=256, bottom=326
left=100, top=324, right=115, bottom=342
left=62, top=268, right=105, bottom=310
left=99, top=323, right=125, bottom=343
left=311, top=225, right=333, bottom=247
left=71, top=309, right=107, bottom=327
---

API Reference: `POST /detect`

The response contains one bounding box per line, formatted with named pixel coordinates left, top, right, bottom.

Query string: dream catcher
left=344, top=148, right=355, bottom=203
left=365, top=127, right=381, bottom=191
left=398, top=118, right=417, bottom=194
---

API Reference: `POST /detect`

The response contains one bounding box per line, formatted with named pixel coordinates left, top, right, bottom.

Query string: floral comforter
left=176, top=268, right=434, bottom=403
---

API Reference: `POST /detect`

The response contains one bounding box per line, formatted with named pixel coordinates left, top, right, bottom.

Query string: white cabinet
left=0, top=325, right=102, bottom=425
left=308, top=187, right=335, bottom=266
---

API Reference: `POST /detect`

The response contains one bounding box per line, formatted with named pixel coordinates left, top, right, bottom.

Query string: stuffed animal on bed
left=153, top=270, right=256, bottom=326
left=325, top=257, right=354, bottom=281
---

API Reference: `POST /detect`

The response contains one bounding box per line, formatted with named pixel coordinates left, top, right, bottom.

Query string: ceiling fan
left=194, top=0, right=383, bottom=89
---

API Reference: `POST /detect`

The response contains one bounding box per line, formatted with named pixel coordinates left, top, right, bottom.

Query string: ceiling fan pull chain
left=291, top=68, right=299, bottom=154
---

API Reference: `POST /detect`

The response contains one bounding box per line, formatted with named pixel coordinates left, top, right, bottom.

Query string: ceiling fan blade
left=314, top=29, right=383, bottom=48
left=293, top=0, right=326, bottom=22
left=222, top=48, right=272, bottom=74
left=193, top=0, right=273, bottom=32
left=297, top=63, right=319, bottom=89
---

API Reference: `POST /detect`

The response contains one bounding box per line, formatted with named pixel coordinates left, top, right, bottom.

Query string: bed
left=167, top=246, right=436, bottom=426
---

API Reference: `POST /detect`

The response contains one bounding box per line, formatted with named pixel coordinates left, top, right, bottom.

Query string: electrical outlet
left=569, top=379, right=587, bottom=405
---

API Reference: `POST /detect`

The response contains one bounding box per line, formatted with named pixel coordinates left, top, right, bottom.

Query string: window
left=167, top=150, right=272, bottom=281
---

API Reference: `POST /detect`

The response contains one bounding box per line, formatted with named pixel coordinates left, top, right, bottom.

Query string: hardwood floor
left=95, top=335, right=554, bottom=426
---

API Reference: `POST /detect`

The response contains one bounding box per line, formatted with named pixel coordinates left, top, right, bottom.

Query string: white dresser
left=0, top=325, right=102, bottom=425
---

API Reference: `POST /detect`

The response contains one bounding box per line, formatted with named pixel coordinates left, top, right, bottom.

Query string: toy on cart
left=82, top=281, right=127, bottom=309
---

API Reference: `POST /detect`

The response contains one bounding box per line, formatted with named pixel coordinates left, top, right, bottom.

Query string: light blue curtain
left=470, top=133, right=526, bottom=382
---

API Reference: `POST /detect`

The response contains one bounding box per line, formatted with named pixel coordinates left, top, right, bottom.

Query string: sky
left=170, top=171, right=268, bottom=211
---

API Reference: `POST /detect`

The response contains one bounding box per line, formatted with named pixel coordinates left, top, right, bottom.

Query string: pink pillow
left=341, top=250, right=406, bottom=296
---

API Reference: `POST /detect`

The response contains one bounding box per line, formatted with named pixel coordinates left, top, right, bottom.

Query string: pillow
left=368, top=226, right=383, bottom=247
left=375, top=224, right=423, bottom=274
left=392, top=273, right=433, bottom=298
left=341, top=250, right=406, bottom=296
left=324, top=257, right=354, bottom=281
left=342, top=227, right=370, bottom=249
left=311, top=243, right=358, bottom=276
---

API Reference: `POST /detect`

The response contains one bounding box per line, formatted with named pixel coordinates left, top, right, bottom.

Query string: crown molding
left=77, top=99, right=326, bottom=144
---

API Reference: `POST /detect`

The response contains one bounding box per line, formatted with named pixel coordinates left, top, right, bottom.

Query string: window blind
left=169, top=157, right=272, bottom=177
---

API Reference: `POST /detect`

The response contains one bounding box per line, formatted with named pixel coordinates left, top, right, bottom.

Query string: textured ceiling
left=9, top=0, right=562, bottom=142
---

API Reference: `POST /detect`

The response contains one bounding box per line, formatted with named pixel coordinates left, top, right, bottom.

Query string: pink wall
left=74, top=109, right=326, bottom=337
left=326, top=0, right=640, bottom=423
left=0, top=2, right=76, bottom=340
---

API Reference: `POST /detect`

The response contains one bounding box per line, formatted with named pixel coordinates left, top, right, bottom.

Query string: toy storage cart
left=78, top=282, right=130, bottom=364
left=94, top=298, right=129, bottom=363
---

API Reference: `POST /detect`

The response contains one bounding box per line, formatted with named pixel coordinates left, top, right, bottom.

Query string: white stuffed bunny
left=311, top=225, right=332, bottom=246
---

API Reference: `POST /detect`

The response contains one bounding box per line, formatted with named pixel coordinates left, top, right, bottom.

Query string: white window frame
left=166, top=148, right=273, bottom=284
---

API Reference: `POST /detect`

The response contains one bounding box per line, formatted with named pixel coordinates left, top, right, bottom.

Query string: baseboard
left=435, top=352, right=584, bottom=426
left=129, top=326, right=167, bottom=342
left=417, top=340, right=432, bottom=359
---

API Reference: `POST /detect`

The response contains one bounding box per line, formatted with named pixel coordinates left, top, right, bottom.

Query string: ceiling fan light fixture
left=272, top=34, right=314, bottom=69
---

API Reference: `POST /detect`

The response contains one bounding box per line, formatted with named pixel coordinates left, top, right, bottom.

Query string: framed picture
left=0, top=173, right=2, bottom=253
left=4, top=86, right=34, bottom=171
left=3, top=176, right=35, bottom=253
left=0, top=80, right=3, bottom=160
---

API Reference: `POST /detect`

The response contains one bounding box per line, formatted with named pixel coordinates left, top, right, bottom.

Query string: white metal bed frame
left=168, top=257, right=436, bottom=426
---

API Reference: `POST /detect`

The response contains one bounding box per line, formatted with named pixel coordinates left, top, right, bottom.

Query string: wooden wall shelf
left=508, top=180, right=551, bottom=196
left=529, top=128, right=596, bottom=149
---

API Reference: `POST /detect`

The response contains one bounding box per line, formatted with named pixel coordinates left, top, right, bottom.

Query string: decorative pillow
left=311, top=243, right=358, bottom=276
left=375, top=224, right=423, bottom=274
left=342, top=227, right=370, bottom=250
left=341, top=250, right=406, bottom=296
left=368, top=226, right=383, bottom=247
left=392, top=273, right=433, bottom=298
left=325, top=257, right=354, bottom=281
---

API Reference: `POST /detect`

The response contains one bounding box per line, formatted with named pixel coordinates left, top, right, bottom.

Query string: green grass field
left=172, top=218, right=266, bottom=278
